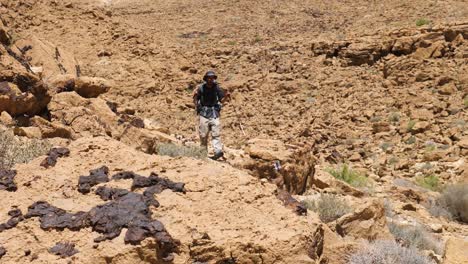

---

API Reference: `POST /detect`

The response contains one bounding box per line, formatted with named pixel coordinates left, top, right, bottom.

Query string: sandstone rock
left=74, top=77, right=111, bottom=98
left=13, top=126, right=42, bottom=139
left=335, top=200, right=392, bottom=240
left=411, top=108, right=434, bottom=121
left=411, top=121, right=431, bottom=134
left=15, top=36, right=78, bottom=80
left=30, top=116, right=73, bottom=139
left=0, top=80, right=50, bottom=117
left=458, top=137, right=468, bottom=149
left=372, top=122, right=391, bottom=133
left=443, top=237, right=468, bottom=264
left=438, top=83, right=458, bottom=95
left=245, top=138, right=292, bottom=161
left=0, top=111, right=14, bottom=126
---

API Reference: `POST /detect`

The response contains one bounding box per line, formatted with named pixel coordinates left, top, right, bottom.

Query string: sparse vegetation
left=349, top=240, right=435, bottom=264
left=464, top=96, right=468, bottom=108
left=388, top=221, right=443, bottom=254
left=407, top=120, right=417, bottom=132
left=406, top=135, right=416, bottom=144
left=415, top=174, right=440, bottom=191
left=0, top=129, right=51, bottom=169
left=384, top=199, right=394, bottom=217
left=416, top=18, right=431, bottom=27
left=388, top=112, right=401, bottom=123
left=156, top=143, right=207, bottom=159
left=424, top=198, right=454, bottom=221
left=370, top=116, right=382, bottom=123
left=301, top=194, right=351, bottom=222
left=380, top=142, right=393, bottom=152
left=426, top=184, right=468, bottom=223
left=326, top=164, right=368, bottom=187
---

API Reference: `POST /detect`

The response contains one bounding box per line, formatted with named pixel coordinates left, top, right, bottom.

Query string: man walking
left=193, top=71, right=226, bottom=160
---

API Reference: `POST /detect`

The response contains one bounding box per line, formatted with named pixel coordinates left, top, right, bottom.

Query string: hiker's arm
left=192, top=87, right=200, bottom=106
left=218, top=86, right=230, bottom=103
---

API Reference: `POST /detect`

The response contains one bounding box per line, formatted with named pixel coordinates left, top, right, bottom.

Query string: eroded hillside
left=0, top=0, right=467, bottom=263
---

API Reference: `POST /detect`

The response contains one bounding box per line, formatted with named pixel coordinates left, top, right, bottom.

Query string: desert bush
left=349, top=240, right=435, bottom=264
left=415, top=174, right=440, bottom=191
left=326, top=164, right=368, bottom=187
left=384, top=199, right=394, bottom=217
left=416, top=18, right=431, bottom=27
left=0, top=129, right=51, bottom=169
left=301, top=194, right=351, bottom=223
left=388, top=112, right=401, bottom=123
left=388, top=221, right=443, bottom=255
left=156, top=143, right=207, bottom=159
left=424, top=198, right=454, bottom=220
left=407, top=120, right=417, bottom=132
left=429, top=184, right=468, bottom=223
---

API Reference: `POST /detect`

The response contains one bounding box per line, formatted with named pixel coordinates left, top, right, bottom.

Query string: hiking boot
left=210, top=151, right=224, bottom=160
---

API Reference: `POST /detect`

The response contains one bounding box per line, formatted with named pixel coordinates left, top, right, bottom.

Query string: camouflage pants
left=199, top=116, right=223, bottom=154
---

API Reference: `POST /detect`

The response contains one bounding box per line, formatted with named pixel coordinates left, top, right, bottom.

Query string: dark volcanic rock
left=95, top=186, right=129, bottom=201
left=0, top=209, right=25, bottom=232
left=132, top=172, right=185, bottom=192
left=0, top=169, right=17, bottom=192
left=49, top=242, right=78, bottom=258
left=26, top=191, right=181, bottom=258
left=25, top=201, right=89, bottom=230
left=112, top=171, right=185, bottom=193
left=78, top=166, right=110, bottom=194
left=40, top=147, right=70, bottom=168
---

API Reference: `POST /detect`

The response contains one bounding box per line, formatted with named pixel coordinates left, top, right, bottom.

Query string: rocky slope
left=0, top=0, right=467, bottom=263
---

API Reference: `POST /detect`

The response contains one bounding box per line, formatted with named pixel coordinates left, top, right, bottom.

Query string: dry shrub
left=301, top=194, right=351, bottom=223
left=388, top=222, right=443, bottom=255
left=0, top=129, right=51, bottom=169
left=349, top=240, right=435, bottom=264
left=427, top=184, right=468, bottom=223
left=156, top=143, right=207, bottom=159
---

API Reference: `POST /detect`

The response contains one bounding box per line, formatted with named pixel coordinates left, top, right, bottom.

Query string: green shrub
left=0, top=129, right=51, bottom=169
left=407, top=120, right=417, bottom=132
left=415, top=174, right=440, bottom=191
left=326, top=164, right=368, bottom=187
left=416, top=18, right=431, bottom=27
left=388, top=222, right=443, bottom=255
left=349, top=240, right=435, bottom=264
left=156, top=143, right=207, bottom=159
left=301, top=194, right=351, bottom=223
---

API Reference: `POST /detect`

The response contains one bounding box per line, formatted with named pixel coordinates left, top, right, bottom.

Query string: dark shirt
left=196, top=83, right=225, bottom=106
left=195, top=83, right=225, bottom=118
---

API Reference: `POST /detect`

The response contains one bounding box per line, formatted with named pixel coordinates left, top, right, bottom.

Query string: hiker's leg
left=211, top=118, right=223, bottom=154
left=199, top=116, right=209, bottom=151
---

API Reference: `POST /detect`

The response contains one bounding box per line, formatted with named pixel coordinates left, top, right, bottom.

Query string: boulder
left=14, top=35, right=78, bottom=80
left=13, top=126, right=42, bottom=139
left=335, top=200, right=392, bottom=241
left=74, top=77, right=111, bottom=98
left=443, top=237, right=468, bottom=264
left=0, top=111, right=14, bottom=126
left=244, top=138, right=292, bottom=161
left=29, top=116, right=73, bottom=139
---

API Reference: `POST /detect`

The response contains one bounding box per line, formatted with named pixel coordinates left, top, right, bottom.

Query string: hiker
left=193, top=70, right=227, bottom=160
